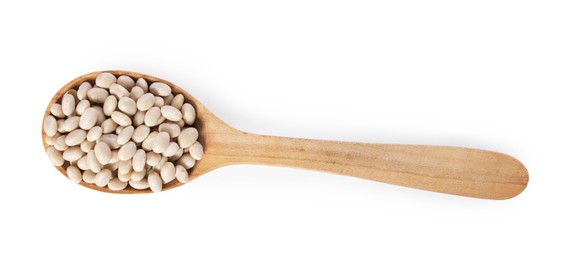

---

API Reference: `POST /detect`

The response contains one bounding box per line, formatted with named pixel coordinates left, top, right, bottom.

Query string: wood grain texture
left=43, top=71, right=528, bottom=199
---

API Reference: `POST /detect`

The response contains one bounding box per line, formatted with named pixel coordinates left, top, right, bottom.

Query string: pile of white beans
left=43, top=72, right=203, bottom=192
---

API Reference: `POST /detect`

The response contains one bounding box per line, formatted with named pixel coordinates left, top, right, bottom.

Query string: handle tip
left=489, top=155, right=528, bottom=200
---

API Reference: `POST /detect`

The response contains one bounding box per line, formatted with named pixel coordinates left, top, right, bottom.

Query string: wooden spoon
left=42, top=70, right=528, bottom=199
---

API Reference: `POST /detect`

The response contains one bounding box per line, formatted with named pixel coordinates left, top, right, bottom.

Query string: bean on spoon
left=42, top=71, right=529, bottom=199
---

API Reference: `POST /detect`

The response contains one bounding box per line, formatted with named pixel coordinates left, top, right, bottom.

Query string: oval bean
left=117, top=126, right=134, bottom=145
left=118, top=96, right=137, bottom=116
left=175, top=165, right=189, bottom=183
left=67, top=166, right=82, bottom=183
left=94, top=142, right=112, bottom=165
left=178, top=127, right=198, bottom=148
left=62, top=93, right=76, bottom=116
left=79, top=108, right=98, bottom=130
left=95, top=72, right=116, bottom=88
left=149, top=82, right=171, bottom=96
left=160, top=105, right=182, bottom=121
left=118, top=141, right=137, bottom=160
left=65, top=129, right=87, bottom=146
left=103, top=95, right=118, bottom=116
left=44, top=115, right=57, bottom=136
left=148, top=171, right=162, bottom=193
left=132, top=149, right=146, bottom=172
left=94, top=169, right=113, bottom=187
left=77, top=82, right=92, bottom=100
left=46, top=146, right=64, bottom=166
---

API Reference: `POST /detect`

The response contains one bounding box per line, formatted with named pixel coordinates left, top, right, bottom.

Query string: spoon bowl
left=43, top=70, right=528, bottom=199
left=42, top=70, right=226, bottom=193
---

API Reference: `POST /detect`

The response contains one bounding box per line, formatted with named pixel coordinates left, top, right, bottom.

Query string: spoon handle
left=214, top=132, right=528, bottom=199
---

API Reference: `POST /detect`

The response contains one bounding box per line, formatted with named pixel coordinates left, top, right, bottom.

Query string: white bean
left=77, top=155, right=90, bottom=170
left=152, top=132, right=170, bottom=153
left=130, top=86, right=145, bottom=101
left=44, top=115, right=57, bottom=136
left=94, top=169, right=113, bottom=187
left=129, top=179, right=149, bottom=190
left=181, top=103, right=196, bottom=125
left=87, top=126, right=103, bottom=142
left=160, top=105, right=182, bottom=121
left=66, top=166, right=82, bottom=183
left=77, top=82, right=92, bottom=100
left=171, top=94, right=184, bottom=110
left=110, top=83, right=130, bottom=98
left=61, top=116, right=80, bottom=132
left=132, top=149, right=146, bottom=172
left=144, top=107, right=161, bottom=127
left=118, top=96, right=137, bottom=116
left=54, top=135, right=69, bottom=151
left=190, top=141, right=203, bottom=160
left=149, top=82, right=171, bottom=96
left=118, top=159, right=132, bottom=175
left=108, top=178, right=128, bottom=191
left=136, top=93, right=155, bottom=111
left=82, top=169, right=96, bottom=183
left=117, top=75, right=135, bottom=89
left=80, top=140, right=95, bottom=153
left=132, top=125, right=150, bottom=143
left=63, top=147, right=84, bottom=162
left=148, top=171, right=163, bottom=192
left=135, top=78, right=148, bottom=92
left=175, top=165, right=190, bottom=183
left=46, top=146, right=64, bottom=166
left=87, top=88, right=109, bottom=103
left=62, top=93, right=76, bottom=116
left=65, top=129, right=86, bottom=146
left=94, top=142, right=112, bottom=165
left=75, top=100, right=90, bottom=115
left=177, top=154, right=196, bottom=169
left=133, top=110, right=145, bottom=126
left=95, top=72, right=116, bottom=88
left=79, top=108, right=98, bottom=130
left=103, top=95, right=118, bottom=116
left=117, top=126, right=134, bottom=145
left=101, top=118, right=118, bottom=134
left=160, top=162, right=176, bottom=183
left=178, top=127, right=198, bottom=148
left=50, top=103, right=66, bottom=118
left=111, top=111, right=132, bottom=126
left=118, top=141, right=137, bottom=160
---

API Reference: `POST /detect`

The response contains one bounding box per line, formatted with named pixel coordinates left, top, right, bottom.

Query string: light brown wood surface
left=43, top=71, right=528, bottom=199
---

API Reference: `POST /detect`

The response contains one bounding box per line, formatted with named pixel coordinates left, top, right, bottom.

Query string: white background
left=0, top=1, right=570, bottom=259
